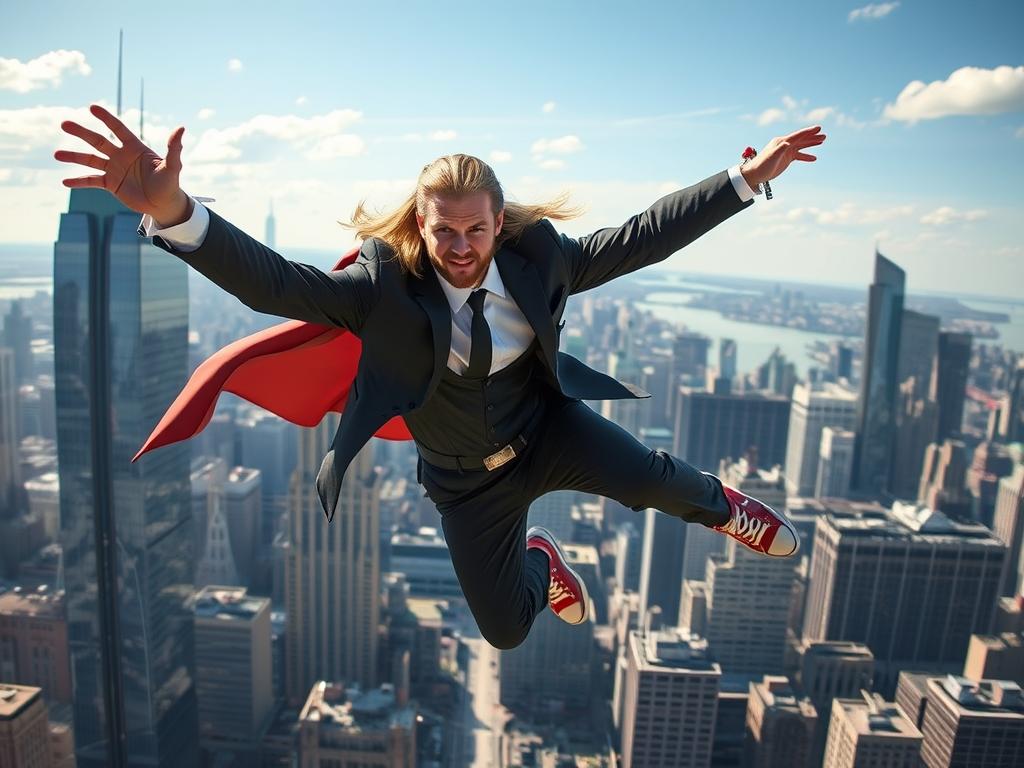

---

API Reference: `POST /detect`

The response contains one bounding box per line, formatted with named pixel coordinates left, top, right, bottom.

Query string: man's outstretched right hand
left=54, top=103, right=192, bottom=227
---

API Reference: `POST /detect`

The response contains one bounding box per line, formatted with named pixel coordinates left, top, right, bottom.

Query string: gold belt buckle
left=483, top=444, right=517, bottom=471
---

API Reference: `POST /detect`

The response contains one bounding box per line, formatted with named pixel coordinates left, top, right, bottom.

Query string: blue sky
left=2, top=0, right=1022, bottom=297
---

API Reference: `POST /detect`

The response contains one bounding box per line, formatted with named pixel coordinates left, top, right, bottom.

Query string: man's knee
left=479, top=618, right=530, bottom=651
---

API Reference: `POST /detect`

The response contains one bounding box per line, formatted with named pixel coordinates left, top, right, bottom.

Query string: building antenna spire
left=116, top=28, right=123, bottom=118
left=139, top=77, right=144, bottom=142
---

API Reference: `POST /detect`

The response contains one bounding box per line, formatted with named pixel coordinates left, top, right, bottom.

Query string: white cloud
left=197, top=108, right=215, bottom=120
left=306, top=134, right=366, bottom=160
left=227, top=58, right=243, bottom=73
left=757, top=108, right=787, bottom=126
left=0, top=103, right=174, bottom=165
left=919, top=206, right=989, bottom=226
left=542, top=101, right=556, bottom=113
left=296, top=96, right=307, bottom=106
left=530, top=135, right=583, bottom=154
left=187, top=109, right=364, bottom=164
left=771, top=201, right=915, bottom=227
left=848, top=2, right=900, bottom=22
left=1016, top=125, right=1024, bottom=138
left=805, top=106, right=835, bottom=122
left=537, top=158, right=565, bottom=171
left=429, top=129, right=457, bottom=141
left=0, top=50, right=91, bottom=93
left=883, top=65, right=1024, bottom=123
left=489, top=150, right=512, bottom=163
left=752, top=94, right=864, bottom=129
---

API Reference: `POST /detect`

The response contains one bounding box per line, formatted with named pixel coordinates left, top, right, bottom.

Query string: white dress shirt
left=140, top=166, right=758, bottom=374
left=430, top=261, right=535, bottom=375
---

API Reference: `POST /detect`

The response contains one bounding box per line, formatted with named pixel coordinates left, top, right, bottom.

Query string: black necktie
left=466, top=289, right=492, bottom=378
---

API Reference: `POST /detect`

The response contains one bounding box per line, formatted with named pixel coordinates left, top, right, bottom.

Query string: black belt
left=417, top=399, right=547, bottom=473
left=418, top=434, right=529, bottom=472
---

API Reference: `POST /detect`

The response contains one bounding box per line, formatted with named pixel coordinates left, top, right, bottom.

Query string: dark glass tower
left=852, top=251, right=906, bottom=496
left=55, top=189, right=198, bottom=767
left=934, top=331, right=972, bottom=441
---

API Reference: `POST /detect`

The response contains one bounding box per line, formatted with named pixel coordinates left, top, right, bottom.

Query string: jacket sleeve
left=560, top=169, right=754, bottom=295
left=150, top=207, right=377, bottom=333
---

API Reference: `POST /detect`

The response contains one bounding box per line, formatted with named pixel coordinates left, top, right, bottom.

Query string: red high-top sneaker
left=526, top=526, right=589, bottom=625
left=706, top=473, right=800, bottom=557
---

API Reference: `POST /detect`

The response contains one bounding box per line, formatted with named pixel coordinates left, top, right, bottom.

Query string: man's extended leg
left=529, top=398, right=797, bottom=556
left=420, top=459, right=549, bottom=650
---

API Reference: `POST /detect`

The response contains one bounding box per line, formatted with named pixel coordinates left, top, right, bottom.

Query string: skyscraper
left=744, top=675, right=817, bottom=768
left=2, top=300, right=34, bottom=386
left=192, top=586, right=274, bottom=761
left=992, top=464, right=1024, bottom=596
left=0, top=684, right=54, bottom=768
left=1002, top=361, right=1024, bottom=442
left=56, top=189, right=198, bottom=767
left=674, top=389, right=790, bottom=473
left=0, top=346, right=21, bottom=514
left=816, top=427, right=856, bottom=499
left=264, top=199, right=276, bottom=251
left=822, top=692, right=921, bottom=768
left=620, top=628, right=720, bottom=768
left=802, top=501, right=1006, bottom=694
left=934, top=331, right=972, bottom=441
left=784, top=382, right=858, bottom=497
left=899, top=674, right=1024, bottom=768
left=285, top=419, right=381, bottom=704
left=704, top=541, right=796, bottom=675
left=852, top=252, right=906, bottom=497
left=917, top=438, right=972, bottom=516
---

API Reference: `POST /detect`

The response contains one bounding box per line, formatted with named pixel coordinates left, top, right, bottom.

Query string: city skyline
left=0, top=1, right=1021, bottom=298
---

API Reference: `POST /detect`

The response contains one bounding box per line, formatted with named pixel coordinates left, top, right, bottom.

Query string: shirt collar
left=431, top=256, right=508, bottom=314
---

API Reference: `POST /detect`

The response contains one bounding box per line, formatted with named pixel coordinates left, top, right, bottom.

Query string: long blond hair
left=344, top=154, right=582, bottom=277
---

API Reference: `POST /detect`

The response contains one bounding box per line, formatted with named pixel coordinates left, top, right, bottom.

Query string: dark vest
left=404, top=339, right=549, bottom=458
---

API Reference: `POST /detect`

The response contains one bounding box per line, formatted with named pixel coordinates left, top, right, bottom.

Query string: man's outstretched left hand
left=740, top=125, right=826, bottom=192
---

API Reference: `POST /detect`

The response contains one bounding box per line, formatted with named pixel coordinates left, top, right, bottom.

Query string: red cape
left=131, top=247, right=412, bottom=463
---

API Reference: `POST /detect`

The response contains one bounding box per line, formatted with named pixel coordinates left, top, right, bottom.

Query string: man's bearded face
left=416, top=191, right=504, bottom=289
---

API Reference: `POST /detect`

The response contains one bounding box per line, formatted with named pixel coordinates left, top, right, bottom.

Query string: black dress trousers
left=420, top=394, right=731, bottom=650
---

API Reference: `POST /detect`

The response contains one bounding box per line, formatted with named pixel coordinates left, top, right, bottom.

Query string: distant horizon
left=2, top=238, right=1022, bottom=306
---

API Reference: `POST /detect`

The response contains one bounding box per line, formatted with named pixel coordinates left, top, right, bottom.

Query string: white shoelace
left=721, top=503, right=769, bottom=548
left=549, top=574, right=572, bottom=605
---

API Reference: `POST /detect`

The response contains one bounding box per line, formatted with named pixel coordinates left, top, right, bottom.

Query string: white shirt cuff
left=139, top=195, right=214, bottom=252
left=728, top=164, right=758, bottom=202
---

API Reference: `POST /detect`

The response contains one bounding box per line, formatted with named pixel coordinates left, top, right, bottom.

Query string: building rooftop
left=837, top=692, right=921, bottom=740
left=193, top=586, right=268, bottom=621
left=754, top=675, right=817, bottom=718
left=562, top=544, right=599, bottom=565
left=801, top=640, right=874, bottom=659
left=300, top=682, right=415, bottom=732
left=818, top=501, right=1005, bottom=546
left=0, top=684, right=42, bottom=720
left=632, top=628, right=719, bottom=673
left=0, top=585, right=65, bottom=618
left=405, top=597, right=445, bottom=625
left=931, top=675, right=1024, bottom=718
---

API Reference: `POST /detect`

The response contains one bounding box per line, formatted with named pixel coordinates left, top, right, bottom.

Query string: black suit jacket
left=152, top=168, right=752, bottom=521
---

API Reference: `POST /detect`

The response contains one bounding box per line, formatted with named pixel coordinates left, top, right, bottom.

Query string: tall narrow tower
left=284, top=415, right=381, bottom=704
left=265, top=199, right=277, bottom=250
left=852, top=251, right=905, bottom=496
left=57, top=34, right=198, bottom=768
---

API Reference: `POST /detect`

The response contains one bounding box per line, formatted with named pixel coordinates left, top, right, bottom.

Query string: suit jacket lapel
left=412, top=247, right=558, bottom=399
left=494, top=246, right=557, bottom=373
left=410, top=262, right=452, bottom=402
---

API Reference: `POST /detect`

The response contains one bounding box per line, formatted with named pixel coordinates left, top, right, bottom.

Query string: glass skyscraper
left=54, top=189, right=198, bottom=767
left=852, top=251, right=905, bottom=496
